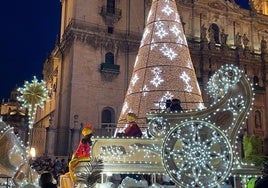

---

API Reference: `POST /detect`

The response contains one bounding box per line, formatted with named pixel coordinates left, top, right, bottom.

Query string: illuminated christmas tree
left=118, top=0, right=204, bottom=128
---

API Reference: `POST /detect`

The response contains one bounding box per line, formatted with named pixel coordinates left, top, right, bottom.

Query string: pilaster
left=45, top=126, right=57, bottom=156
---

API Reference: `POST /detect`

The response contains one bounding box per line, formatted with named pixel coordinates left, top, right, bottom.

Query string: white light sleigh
left=74, top=64, right=261, bottom=188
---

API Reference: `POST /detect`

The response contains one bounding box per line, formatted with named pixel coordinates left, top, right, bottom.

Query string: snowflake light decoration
left=131, top=73, right=139, bottom=86
left=152, top=67, right=162, bottom=75
left=160, top=44, right=178, bottom=60
left=155, top=91, right=174, bottom=109
left=155, top=27, right=168, bottom=39
left=142, top=85, right=150, bottom=96
left=180, top=71, right=193, bottom=92
left=170, top=25, right=181, bottom=37
left=150, top=39, right=158, bottom=50
left=162, top=4, right=174, bottom=16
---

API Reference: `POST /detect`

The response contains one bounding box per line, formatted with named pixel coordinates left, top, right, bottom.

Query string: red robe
left=74, top=141, right=91, bottom=158
left=124, top=123, right=142, bottom=137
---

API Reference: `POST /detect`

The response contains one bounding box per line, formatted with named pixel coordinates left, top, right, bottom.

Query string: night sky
left=0, top=1, right=61, bottom=100
left=0, top=0, right=249, bottom=100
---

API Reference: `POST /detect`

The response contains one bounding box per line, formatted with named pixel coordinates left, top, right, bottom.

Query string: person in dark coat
left=254, top=163, right=268, bottom=188
left=165, top=99, right=172, bottom=112
left=39, top=172, right=57, bottom=188
left=170, top=98, right=183, bottom=112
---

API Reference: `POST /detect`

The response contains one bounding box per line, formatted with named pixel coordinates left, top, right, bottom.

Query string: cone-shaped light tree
left=118, top=0, right=204, bottom=129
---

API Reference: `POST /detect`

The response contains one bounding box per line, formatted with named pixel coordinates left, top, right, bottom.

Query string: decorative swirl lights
left=162, top=120, right=233, bottom=187
left=148, top=116, right=170, bottom=138
left=207, top=64, right=242, bottom=101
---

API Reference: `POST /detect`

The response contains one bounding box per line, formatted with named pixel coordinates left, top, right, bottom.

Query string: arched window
left=101, top=107, right=115, bottom=128
left=107, top=0, right=115, bottom=14
left=105, top=52, right=114, bottom=64
left=101, top=107, right=116, bottom=136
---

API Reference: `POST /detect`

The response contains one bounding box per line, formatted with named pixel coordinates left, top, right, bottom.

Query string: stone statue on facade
left=242, top=33, right=249, bottom=47
left=235, top=32, right=242, bottom=46
left=200, top=24, right=208, bottom=42
left=208, top=27, right=215, bottom=43
left=261, top=36, right=267, bottom=53
left=220, top=29, right=228, bottom=45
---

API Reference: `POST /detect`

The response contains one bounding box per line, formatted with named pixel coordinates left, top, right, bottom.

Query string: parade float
left=1, top=0, right=262, bottom=187
left=72, top=0, right=262, bottom=187
left=73, top=64, right=261, bottom=188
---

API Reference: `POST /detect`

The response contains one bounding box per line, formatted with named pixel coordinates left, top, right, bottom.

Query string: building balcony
left=99, top=6, right=122, bottom=25
left=100, top=63, right=120, bottom=81
left=100, top=63, right=120, bottom=74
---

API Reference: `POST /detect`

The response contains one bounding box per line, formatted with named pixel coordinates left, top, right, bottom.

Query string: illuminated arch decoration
left=74, top=64, right=261, bottom=187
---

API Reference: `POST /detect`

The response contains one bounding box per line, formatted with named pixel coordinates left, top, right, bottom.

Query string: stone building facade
left=32, top=0, right=268, bottom=157
left=0, top=88, right=29, bottom=144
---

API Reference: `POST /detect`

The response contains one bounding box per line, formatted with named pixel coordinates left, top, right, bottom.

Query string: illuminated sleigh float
left=75, top=64, right=261, bottom=187
left=0, top=119, right=39, bottom=187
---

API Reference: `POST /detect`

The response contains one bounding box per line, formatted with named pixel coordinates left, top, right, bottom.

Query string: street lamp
left=30, top=147, right=36, bottom=160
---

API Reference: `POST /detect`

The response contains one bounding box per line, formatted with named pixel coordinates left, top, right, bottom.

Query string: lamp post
left=30, top=147, right=36, bottom=160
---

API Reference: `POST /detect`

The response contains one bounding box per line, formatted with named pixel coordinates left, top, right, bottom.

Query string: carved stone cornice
left=208, top=1, right=226, bottom=10
left=60, top=19, right=141, bottom=53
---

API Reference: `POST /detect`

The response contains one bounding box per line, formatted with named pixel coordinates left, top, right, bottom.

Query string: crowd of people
left=165, top=98, right=183, bottom=112
left=31, top=156, right=69, bottom=184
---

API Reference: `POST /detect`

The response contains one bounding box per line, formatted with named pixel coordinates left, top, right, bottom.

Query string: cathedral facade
left=32, top=0, right=268, bottom=157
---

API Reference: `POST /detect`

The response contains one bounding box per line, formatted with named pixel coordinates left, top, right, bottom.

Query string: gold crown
left=82, top=127, right=93, bottom=136
left=126, top=113, right=137, bottom=122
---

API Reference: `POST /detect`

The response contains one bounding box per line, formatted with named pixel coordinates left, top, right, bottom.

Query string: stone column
left=262, top=44, right=268, bottom=154
left=45, top=125, right=57, bottom=156
left=68, top=114, right=83, bottom=155
left=69, top=123, right=82, bottom=155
